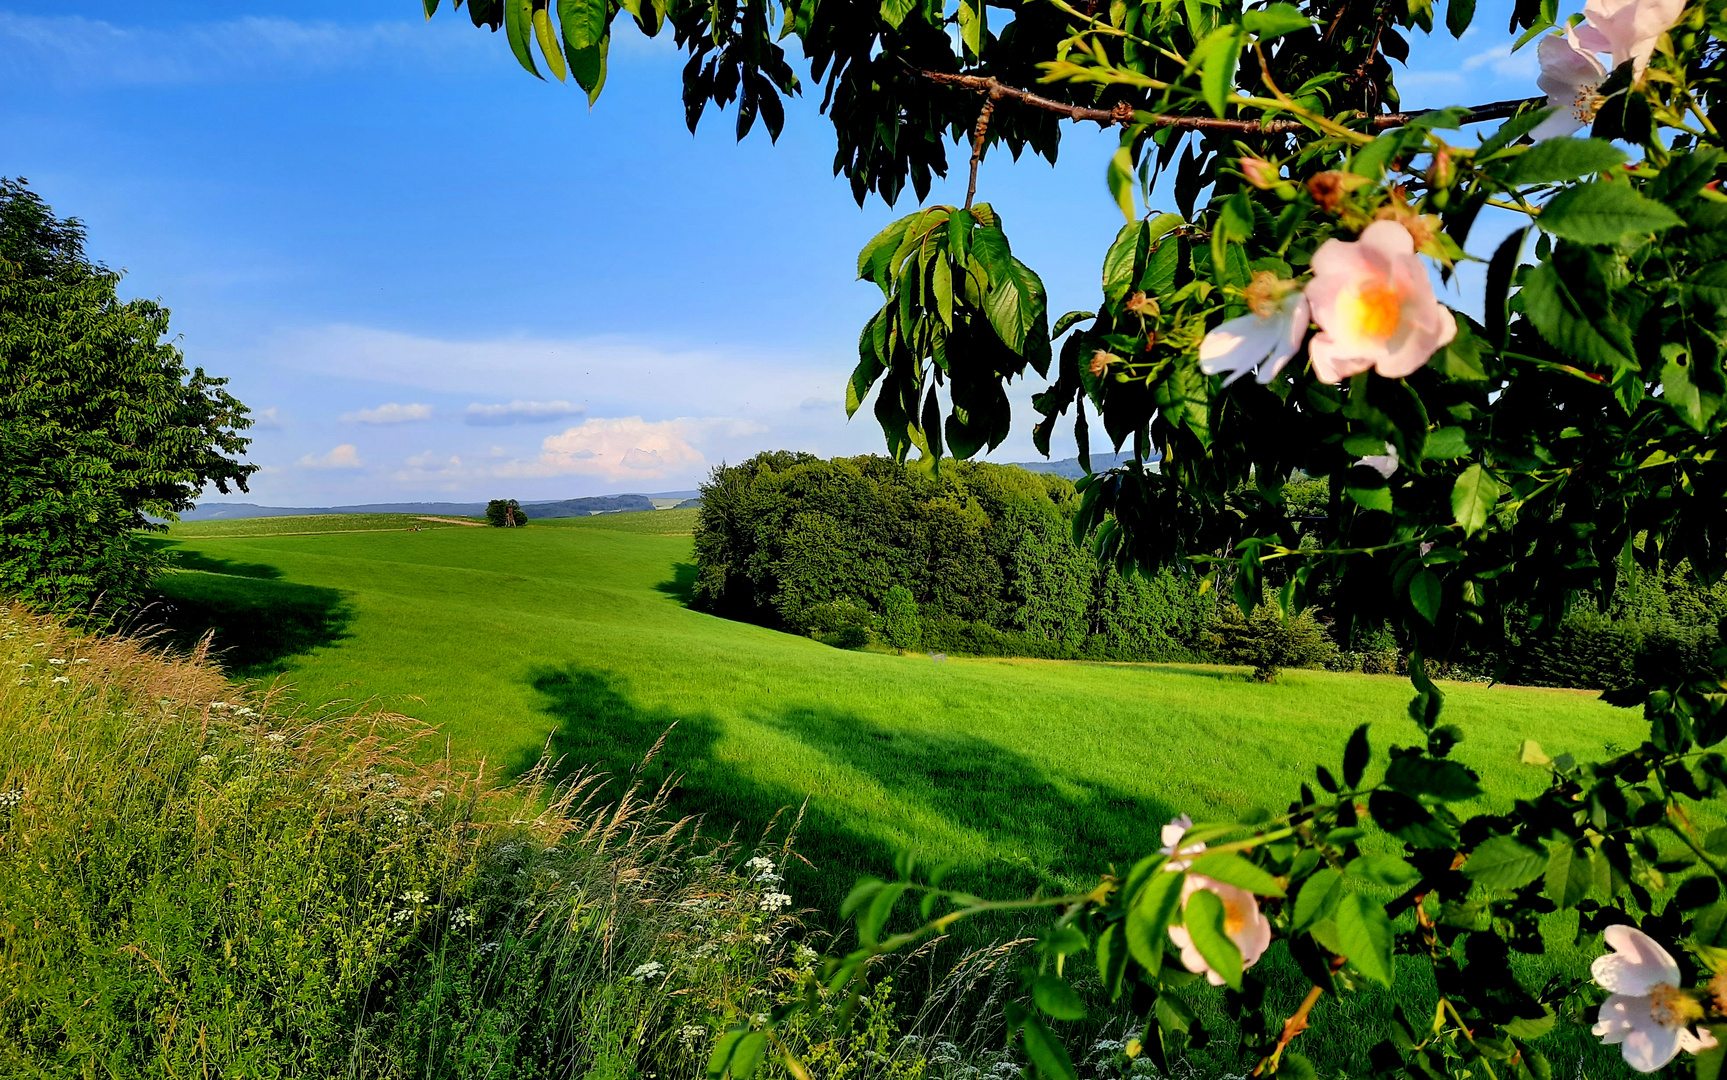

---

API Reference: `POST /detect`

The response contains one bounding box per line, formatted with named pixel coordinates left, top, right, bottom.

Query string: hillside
left=149, top=508, right=1637, bottom=908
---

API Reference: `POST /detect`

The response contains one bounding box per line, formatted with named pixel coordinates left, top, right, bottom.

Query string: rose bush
left=437, top=0, right=1727, bottom=1072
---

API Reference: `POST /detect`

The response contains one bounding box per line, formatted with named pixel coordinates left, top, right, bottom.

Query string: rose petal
left=1594, top=925, right=1681, bottom=996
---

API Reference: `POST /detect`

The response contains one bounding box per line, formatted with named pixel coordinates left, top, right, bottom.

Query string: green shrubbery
left=485, top=499, right=529, bottom=527
left=0, top=605, right=937, bottom=1078
left=692, top=452, right=1213, bottom=661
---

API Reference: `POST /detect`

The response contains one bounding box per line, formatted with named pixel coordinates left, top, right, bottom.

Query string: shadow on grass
left=142, top=541, right=353, bottom=676
left=653, top=561, right=699, bottom=604
left=516, top=664, right=1169, bottom=923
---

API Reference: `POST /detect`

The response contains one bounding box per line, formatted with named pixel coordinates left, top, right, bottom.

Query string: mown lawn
left=148, top=507, right=1645, bottom=1075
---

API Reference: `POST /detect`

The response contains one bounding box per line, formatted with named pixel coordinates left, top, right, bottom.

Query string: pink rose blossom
left=1305, top=220, right=1456, bottom=383
left=1533, top=26, right=1610, bottom=140
left=1576, top=0, right=1686, bottom=80
left=1160, top=818, right=1271, bottom=986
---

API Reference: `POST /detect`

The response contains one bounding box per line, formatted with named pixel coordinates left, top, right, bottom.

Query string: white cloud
left=464, top=400, right=585, bottom=426
left=1461, top=42, right=1540, bottom=81
left=497, top=416, right=764, bottom=482
left=404, top=451, right=463, bottom=470
left=299, top=444, right=363, bottom=470
left=0, top=14, right=489, bottom=87
left=251, top=406, right=286, bottom=429
left=341, top=402, right=434, bottom=425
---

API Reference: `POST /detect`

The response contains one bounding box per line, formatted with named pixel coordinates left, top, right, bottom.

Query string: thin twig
left=967, top=92, right=1001, bottom=209
left=916, top=69, right=1539, bottom=133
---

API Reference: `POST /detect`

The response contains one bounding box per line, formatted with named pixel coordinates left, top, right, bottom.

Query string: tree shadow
left=142, top=542, right=352, bottom=676
left=517, top=665, right=1170, bottom=925
left=653, top=562, right=699, bottom=604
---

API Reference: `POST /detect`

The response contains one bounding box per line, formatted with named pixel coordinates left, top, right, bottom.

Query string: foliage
left=1210, top=592, right=1339, bottom=681
left=883, top=585, right=924, bottom=650
left=0, top=179, right=253, bottom=618
left=439, top=0, right=1727, bottom=1067
left=0, top=603, right=836, bottom=1078
left=486, top=498, right=530, bottom=527
left=692, top=453, right=1213, bottom=661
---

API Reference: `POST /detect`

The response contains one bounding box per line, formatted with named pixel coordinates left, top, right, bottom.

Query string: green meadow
left=151, top=508, right=1639, bottom=905
left=144, top=507, right=1650, bottom=1074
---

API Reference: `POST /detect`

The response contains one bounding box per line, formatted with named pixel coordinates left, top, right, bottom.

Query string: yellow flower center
left=1572, top=86, right=1602, bottom=124
left=1221, top=896, right=1250, bottom=936
left=1649, top=983, right=1702, bottom=1028
left=1342, top=280, right=1403, bottom=341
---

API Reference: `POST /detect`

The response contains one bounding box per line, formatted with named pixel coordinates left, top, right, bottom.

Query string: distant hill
left=1005, top=451, right=1149, bottom=480
left=179, top=491, right=701, bottom=522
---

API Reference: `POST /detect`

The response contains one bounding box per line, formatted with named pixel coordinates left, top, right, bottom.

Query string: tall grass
left=0, top=605, right=822, bottom=1078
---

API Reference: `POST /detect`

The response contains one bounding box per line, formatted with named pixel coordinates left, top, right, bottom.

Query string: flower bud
left=1240, top=157, right=1279, bottom=190
left=1427, top=147, right=1455, bottom=191
left=1306, top=171, right=1367, bottom=214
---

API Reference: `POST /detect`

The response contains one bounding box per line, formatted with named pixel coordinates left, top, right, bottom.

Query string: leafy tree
left=442, top=0, right=1727, bottom=1074
left=485, top=498, right=529, bottom=526
left=882, top=585, right=923, bottom=650
left=0, top=178, right=253, bottom=617
left=1209, top=591, right=1338, bottom=681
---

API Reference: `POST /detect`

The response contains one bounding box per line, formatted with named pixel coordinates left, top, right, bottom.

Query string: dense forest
left=692, top=453, right=1727, bottom=690
left=692, top=452, right=1215, bottom=661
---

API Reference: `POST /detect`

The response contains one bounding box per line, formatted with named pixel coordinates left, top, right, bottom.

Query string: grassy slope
left=149, top=508, right=1646, bottom=1075
left=151, top=509, right=1637, bottom=899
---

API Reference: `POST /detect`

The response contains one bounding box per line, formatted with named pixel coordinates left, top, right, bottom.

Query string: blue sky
left=3, top=0, right=1544, bottom=504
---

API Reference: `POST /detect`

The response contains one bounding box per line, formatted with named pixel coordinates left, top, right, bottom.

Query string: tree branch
left=967, top=92, right=1001, bottom=209
left=916, top=69, right=1541, bottom=134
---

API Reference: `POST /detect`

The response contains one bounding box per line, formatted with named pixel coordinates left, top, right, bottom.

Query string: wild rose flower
left=1160, top=816, right=1272, bottom=986
left=1592, top=925, right=1718, bottom=1072
left=1090, top=350, right=1121, bottom=378
left=1534, top=26, right=1610, bottom=140
left=1305, top=221, right=1456, bottom=383
left=1359, top=442, right=1399, bottom=478
left=1576, top=0, right=1686, bottom=80
left=1199, top=272, right=1312, bottom=386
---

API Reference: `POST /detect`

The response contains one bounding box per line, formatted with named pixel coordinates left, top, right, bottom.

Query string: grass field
left=145, top=507, right=1645, bottom=1075
left=148, top=508, right=1638, bottom=897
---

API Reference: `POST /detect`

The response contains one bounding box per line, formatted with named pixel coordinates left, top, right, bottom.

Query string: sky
left=2, top=0, right=1548, bottom=505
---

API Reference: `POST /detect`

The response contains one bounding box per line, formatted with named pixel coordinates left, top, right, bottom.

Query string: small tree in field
left=0, top=179, right=254, bottom=618
left=1211, top=593, right=1337, bottom=681
left=441, top=0, right=1727, bottom=1072
left=485, top=499, right=529, bottom=527
left=882, top=585, right=923, bottom=650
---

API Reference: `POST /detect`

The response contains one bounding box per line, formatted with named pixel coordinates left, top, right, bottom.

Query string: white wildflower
left=264, top=733, right=286, bottom=744
left=759, top=891, right=792, bottom=913
left=198, top=754, right=219, bottom=766
left=52, top=676, right=69, bottom=685
left=46, top=658, right=65, bottom=666
left=629, top=961, right=666, bottom=981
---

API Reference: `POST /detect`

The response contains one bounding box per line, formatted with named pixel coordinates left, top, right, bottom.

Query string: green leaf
left=1187, top=851, right=1286, bottom=896
left=707, top=1029, right=747, bottom=1079
left=1409, top=569, right=1441, bottom=624
left=1182, top=888, right=1244, bottom=989
left=1445, top=0, right=1475, bottom=37
left=1107, top=148, right=1137, bottom=223
left=1699, top=1027, right=1727, bottom=1080
left=1422, top=427, right=1468, bottom=460
left=858, top=881, right=907, bottom=944
left=1127, top=868, right=1183, bottom=976
left=1345, top=475, right=1393, bottom=512
left=1241, top=3, right=1313, bottom=39
left=1350, top=131, right=1405, bottom=180
left=1519, top=739, right=1551, bottom=765
left=1461, top=835, right=1547, bottom=890
left=1386, top=755, right=1483, bottom=800
left=1292, top=868, right=1342, bottom=931
left=958, top=0, right=986, bottom=56
left=1334, top=893, right=1394, bottom=986
left=1347, top=854, right=1421, bottom=888
left=1519, top=260, right=1636, bottom=374
left=1501, top=138, right=1628, bottom=185
left=1502, top=1007, right=1557, bottom=1040
left=558, top=0, right=609, bottom=51
left=1280, top=1053, right=1320, bottom=1080
left=840, top=876, right=884, bottom=917
left=729, top=1032, right=768, bottom=1080
left=1537, top=181, right=1684, bottom=245
left=1477, top=108, right=1556, bottom=161
left=504, top=0, right=542, bottom=77
left=879, top=0, right=919, bottom=29
left=532, top=6, right=568, bottom=79
left=1022, top=1016, right=1079, bottom=1080
left=1342, top=724, right=1370, bottom=788
left=1450, top=464, right=1501, bottom=537
left=1033, top=973, right=1087, bottom=1020
left=1543, top=843, right=1592, bottom=906
left=933, top=256, right=954, bottom=329
left=1102, top=221, right=1141, bottom=303
left=1195, top=26, right=1242, bottom=117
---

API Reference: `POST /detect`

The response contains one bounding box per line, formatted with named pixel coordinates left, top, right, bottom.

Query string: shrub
left=485, top=499, right=528, bottom=527
left=0, top=605, right=813, bottom=1078
left=1209, top=595, right=1338, bottom=682
left=0, top=179, right=254, bottom=618
left=882, top=585, right=922, bottom=650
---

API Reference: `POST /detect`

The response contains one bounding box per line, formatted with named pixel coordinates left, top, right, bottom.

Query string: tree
left=485, top=498, right=530, bottom=526
left=882, top=584, right=922, bottom=650
left=0, top=179, right=254, bottom=618
left=442, top=2, right=1727, bottom=1075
